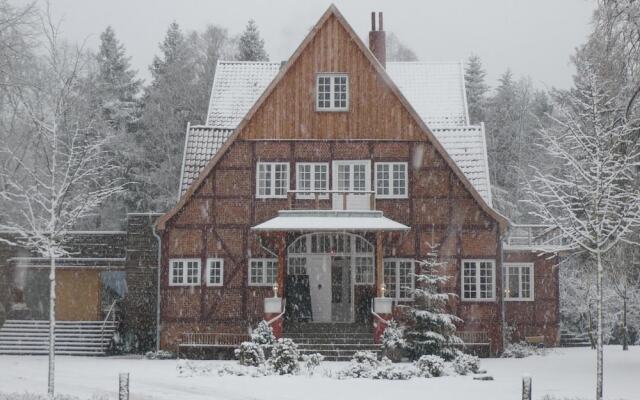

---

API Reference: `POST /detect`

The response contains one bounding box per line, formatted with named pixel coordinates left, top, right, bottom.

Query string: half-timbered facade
left=155, top=6, right=561, bottom=356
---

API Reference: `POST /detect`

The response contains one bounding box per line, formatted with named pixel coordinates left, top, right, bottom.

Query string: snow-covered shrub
left=268, top=338, right=300, bottom=375
left=351, top=350, right=380, bottom=366
left=145, top=350, right=175, bottom=360
left=371, top=363, right=415, bottom=380
left=381, top=320, right=405, bottom=362
left=502, top=342, right=535, bottom=358
left=415, top=355, right=445, bottom=377
left=336, top=351, right=381, bottom=379
left=216, top=364, right=269, bottom=377
left=301, top=353, right=324, bottom=375
left=176, top=359, right=213, bottom=377
left=235, top=341, right=266, bottom=367
left=439, top=346, right=463, bottom=362
left=251, top=320, right=276, bottom=347
left=452, top=353, right=480, bottom=375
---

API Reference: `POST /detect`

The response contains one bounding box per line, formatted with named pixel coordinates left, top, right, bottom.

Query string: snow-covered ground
left=0, top=346, right=637, bottom=400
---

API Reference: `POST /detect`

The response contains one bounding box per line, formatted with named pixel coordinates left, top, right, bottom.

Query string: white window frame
left=461, top=259, right=496, bottom=301
left=316, top=73, right=349, bottom=111
left=248, top=258, right=278, bottom=286
left=354, top=256, right=374, bottom=285
left=206, top=258, right=224, bottom=287
left=383, top=258, right=415, bottom=301
left=169, top=258, right=201, bottom=287
left=296, top=162, right=329, bottom=199
left=375, top=162, right=408, bottom=199
left=504, top=263, right=534, bottom=301
left=256, top=162, right=289, bottom=199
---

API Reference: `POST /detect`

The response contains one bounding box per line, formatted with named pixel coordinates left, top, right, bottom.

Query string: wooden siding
left=238, top=14, right=424, bottom=142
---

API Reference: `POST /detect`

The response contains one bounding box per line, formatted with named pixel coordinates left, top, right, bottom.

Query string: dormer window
left=316, top=74, right=349, bottom=111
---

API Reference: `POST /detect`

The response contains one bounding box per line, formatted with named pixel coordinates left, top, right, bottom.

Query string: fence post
left=119, top=372, right=129, bottom=400
left=522, top=374, right=532, bottom=400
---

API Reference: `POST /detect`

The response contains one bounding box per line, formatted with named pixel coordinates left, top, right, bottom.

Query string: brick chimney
left=368, top=12, right=386, bottom=67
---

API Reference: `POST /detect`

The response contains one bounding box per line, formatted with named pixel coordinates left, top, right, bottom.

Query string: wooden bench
left=525, top=335, right=546, bottom=346
left=177, top=333, right=250, bottom=357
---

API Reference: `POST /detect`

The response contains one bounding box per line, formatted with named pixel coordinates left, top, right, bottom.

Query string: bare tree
left=524, top=60, right=640, bottom=400
left=0, top=10, right=125, bottom=399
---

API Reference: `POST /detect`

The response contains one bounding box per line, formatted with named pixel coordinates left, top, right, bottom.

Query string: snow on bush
left=502, top=342, right=545, bottom=358
left=415, top=355, right=445, bottom=377
left=251, top=320, right=276, bottom=347
left=371, top=362, right=415, bottom=380
left=268, top=338, right=300, bottom=375
left=338, top=352, right=416, bottom=380
left=145, top=350, right=175, bottom=360
left=452, top=353, right=481, bottom=375
left=381, top=320, right=405, bottom=350
left=176, top=359, right=213, bottom=377
left=301, top=353, right=324, bottom=375
left=235, top=341, right=266, bottom=367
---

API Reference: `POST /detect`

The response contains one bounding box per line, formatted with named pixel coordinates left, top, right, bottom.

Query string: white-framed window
left=383, top=259, right=414, bottom=301
left=462, top=260, right=496, bottom=301
left=354, top=256, right=374, bottom=285
left=504, top=263, right=534, bottom=301
left=256, top=162, right=289, bottom=198
left=169, top=258, right=201, bottom=286
left=249, top=258, right=278, bottom=286
left=296, top=163, right=329, bottom=199
left=375, top=162, right=408, bottom=198
left=206, top=258, right=224, bottom=286
left=287, top=256, right=307, bottom=275
left=316, top=74, right=349, bottom=111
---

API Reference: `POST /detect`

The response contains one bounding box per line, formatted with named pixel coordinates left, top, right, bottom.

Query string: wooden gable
left=238, top=13, right=423, bottom=141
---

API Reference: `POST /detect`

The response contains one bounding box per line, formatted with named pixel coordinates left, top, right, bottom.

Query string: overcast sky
left=41, top=0, right=596, bottom=89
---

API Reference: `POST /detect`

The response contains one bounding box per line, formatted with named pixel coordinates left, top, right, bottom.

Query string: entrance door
left=308, top=255, right=332, bottom=322
left=331, top=257, right=352, bottom=322
left=332, top=160, right=371, bottom=210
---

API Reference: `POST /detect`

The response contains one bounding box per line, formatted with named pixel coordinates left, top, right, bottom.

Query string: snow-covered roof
left=206, top=61, right=281, bottom=128
left=179, top=125, right=233, bottom=196
left=432, top=125, right=492, bottom=204
left=180, top=60, right=492, bottom=205
left=251, top=210, right=410, bottom=232
left=386, top=61, right=469, bottom=128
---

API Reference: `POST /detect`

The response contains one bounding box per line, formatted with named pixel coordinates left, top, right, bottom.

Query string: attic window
left=316, top=74, right=349, bottom=111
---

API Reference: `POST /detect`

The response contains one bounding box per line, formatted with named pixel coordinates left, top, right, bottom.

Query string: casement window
left=462, top=260, right=496, bottom=301
left=316, top=74, right=349, bottom=111
left=256, top=162, right=289, bottom=198
left=354, top=256, right=374, bottom=285
left=287, top=256, right=307, bottom=276
left=169, top=258, right=201, bottom=286
left=383, top=259, right=415, bottom=301
left=206, top=258, right=224, bottom=286
left=296, top=163, right=329, bottom=198
left=375, top=162, right=408, bottom=198
left=249, top=258, right=278, bottom=286
left=504, top=263, right=534, bottom=301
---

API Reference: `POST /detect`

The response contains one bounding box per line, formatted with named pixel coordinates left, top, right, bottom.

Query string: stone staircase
left=283, top=323, right=379, bottom=361
left=0, top=320, right=118, bottom=356
left=560, top=329, right=592, bottom=347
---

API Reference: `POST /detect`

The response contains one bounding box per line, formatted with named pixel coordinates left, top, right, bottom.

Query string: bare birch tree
left=0, top=10, right=125, bottom=399
left=525, top=57, right=640, bottom=400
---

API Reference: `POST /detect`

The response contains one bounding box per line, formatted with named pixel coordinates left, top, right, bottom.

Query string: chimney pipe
left=368, top=12, right=386, bottom=68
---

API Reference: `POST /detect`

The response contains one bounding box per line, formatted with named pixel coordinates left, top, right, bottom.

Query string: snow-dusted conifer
left=464, top=54, right=488, bottom=124
left=237, top=19, right=268, bottom=61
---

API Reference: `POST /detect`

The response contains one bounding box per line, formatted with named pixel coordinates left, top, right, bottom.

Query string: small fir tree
left=464, top=54, right=489, bottom=124
left=403, top=250, right=463, bottom=360
left=238, top=19, right=268, bottom=61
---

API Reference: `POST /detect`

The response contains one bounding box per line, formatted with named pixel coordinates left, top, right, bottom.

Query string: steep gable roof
left=158, top=5, right=507, bottom=231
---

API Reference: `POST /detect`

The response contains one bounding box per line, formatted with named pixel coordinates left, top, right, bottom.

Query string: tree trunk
left=48, top=256, right=56, bottom=399
left=596, top=251, right=604, bottom=400
left=622, top=295, right=628, bottom=351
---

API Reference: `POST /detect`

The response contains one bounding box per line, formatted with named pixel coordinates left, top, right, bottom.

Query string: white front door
left=308, top=255, right=332, bottom=322
left=332, top=160, right=371, bottom=210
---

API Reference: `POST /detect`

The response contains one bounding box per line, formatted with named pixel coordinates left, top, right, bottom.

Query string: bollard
left=522, top=374, right=532, bottom=400
left=119, top=372, right=129, bottom=400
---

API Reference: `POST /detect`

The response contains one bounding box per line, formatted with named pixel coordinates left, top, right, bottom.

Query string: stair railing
left=266, top=299, right=287, bottom=326
left=100, top=299, right=119, bottom=353
left=370, top=303, right=389, bottom=327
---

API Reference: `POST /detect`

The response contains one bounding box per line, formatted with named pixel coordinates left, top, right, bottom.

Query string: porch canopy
left=250, top=210, right=410, bottom=232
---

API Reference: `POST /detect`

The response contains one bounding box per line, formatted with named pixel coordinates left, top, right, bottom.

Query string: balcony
left=286, top=190, right=376, bottom=211
left=504, top=224, right=571, bottom=251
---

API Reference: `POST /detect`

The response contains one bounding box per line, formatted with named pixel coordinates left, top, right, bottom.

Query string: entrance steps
left=283, top=323, right=380, bottom=361
left=560, top=329, right=592, bottom=347
left=0, top=320, right=117, bottom=356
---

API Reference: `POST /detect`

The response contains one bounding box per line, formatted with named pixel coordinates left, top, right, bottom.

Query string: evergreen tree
left=403, top=250, right=462, bottom=360
left=386, top=32, right=418, bottom=62
left=464, top=54, right=488, bottom=124
left=238, top=19, right=268, bottom=61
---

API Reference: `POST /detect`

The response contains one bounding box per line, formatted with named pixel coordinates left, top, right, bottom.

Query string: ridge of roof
left=158, top=4, right=508, bottom=232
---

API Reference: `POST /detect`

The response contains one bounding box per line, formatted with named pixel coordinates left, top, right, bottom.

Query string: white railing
left=457, top=331, right=490, bottom=346
left=179, top=333, right=250, bottom=348
left=267, top=299, right=287, bottom=326
left=287, top=189, right=376, bottom=211
left=505, top=224, right=568, bottom=249
left=100, top=300, right=119, bottom=352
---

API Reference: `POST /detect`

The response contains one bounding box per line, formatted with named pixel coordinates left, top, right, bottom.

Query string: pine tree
left=238, top=19, right=268, bottom=61
left=386, top=32, right=418, bottom=62
left=403, top=250, right=462, bottom=360
left=464, top=55, right=488, bottom=124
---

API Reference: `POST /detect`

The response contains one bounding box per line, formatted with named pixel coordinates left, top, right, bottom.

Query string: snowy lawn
left=0, top=346, right=638, bottom=400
